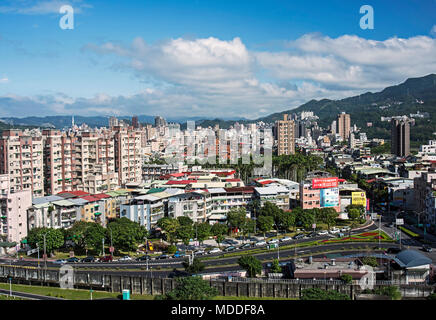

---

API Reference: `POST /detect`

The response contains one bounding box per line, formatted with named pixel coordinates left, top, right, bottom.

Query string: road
left=0, top=288, right=64, bottom=300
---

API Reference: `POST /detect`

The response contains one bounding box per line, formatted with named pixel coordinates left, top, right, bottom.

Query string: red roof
left=258, top=180, right=274, bottom=185
left=93, top=193, right=111, bottom=199
left=80, top=195, right=99, bottom=202
left=170, top=172, right=185, bottom=177
left=211, top=170, right=236, bottom=176
left=58, top=190, right=90, bottom=197
left=225, top=179, right=241, bottom=182
left=338, top=179, right=347, bottom=183
left=224, top=187, right=255, bottom=193
left=165, top=180, right=197, bottom=185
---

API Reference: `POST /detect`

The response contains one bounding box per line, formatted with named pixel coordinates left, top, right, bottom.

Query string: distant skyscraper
left=109, top=116, right=119, bottom=129
left=337, top=112, right=351, bottom=141
left=132, top=115, right=139, bottom=129
left=155, top=116, right=167, bottom=128
left=275, top=114, right=295, bottom=155
left=391, top=119, right=410, bottom=157
left=331, top=120, right=337, bottom=135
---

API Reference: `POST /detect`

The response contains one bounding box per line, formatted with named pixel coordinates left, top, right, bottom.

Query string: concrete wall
left=0, top=265, right=434, bottom=299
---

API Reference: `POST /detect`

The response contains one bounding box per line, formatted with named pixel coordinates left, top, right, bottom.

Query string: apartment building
left=391, top=119, right=411, bottom=157
left=42, top=130, right=75, bottom=195
left=75, top=131, right=118, bottom=194
left=275, top=114, right=295, bottom=155
left=0, top=174, right=31, bottom=244
left=300, top=176, right=341, bottom=213
left=113, top=127, right=143, bottom=186
left=0, top=130, right=44, bottom=197
left=337, top=112, right=351, bottom=142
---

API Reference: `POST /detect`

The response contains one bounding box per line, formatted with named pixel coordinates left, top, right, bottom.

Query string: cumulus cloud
left=2, top=34, right=436, bottom=119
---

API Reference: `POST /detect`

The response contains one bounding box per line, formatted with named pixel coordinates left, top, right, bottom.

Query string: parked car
left=173, top=251, right=186, bottom=258
left=208, top=248, right=221, bottom=254
left=194, top=250, right=205, bottom=256
left=118, top=255, right=132, bottom=261
left=255, top=240, right=267, bottom=247
left=66, top=257, right=80, bottom=263
left=340, top=227, right=350, bottom=232
left=329, top=228, right=340, bottom=234
left=293, top=233, right=305, bottom=240
left=99, top=255, right=113, bottom=262
left=280, top=236, right=293, bottom=242
left=157, top=254, right=170, bottom=260
left=422, top=245, right=433, bottom=252
left=317, top=230, right=329, bottom=236
left=80, top=256, right=95, bottom=263
left=267, top=239, right=279, bottom=244
left=53, top=259, right=67, bottom=265
left=307, top=232, right=318, bottom=238
left=224, top=246, right=236, bottom=252
left=239, top=243, right=252, bottom=249
left=136, top=255, right=151, bottom=261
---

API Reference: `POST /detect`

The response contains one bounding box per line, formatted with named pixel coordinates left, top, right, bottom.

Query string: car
left=317, top=230, right=329, bottom=236
left=224, top=246, right=236, bottom=252
left=329, top=228, right=340, bottom=234
left=118, top=255, right=132, bottom=261
left=254, top=240, right=267, bottom=247
left=307, top=232, right=318, bottom=238
left=53, top=259, right=67, bottom=265
left=80, top=256, right=95, bottom=263
left=66, top=257, right=80, bottom=263
left=173, top=251, right=186, bottom=258
left=293, top=233, right=305, bottom=240
left=136, top=255, right=151, bottom=261
left=267, top=239, right=279, bottom=244
left=157, top=254, right=170, bottom=260
left=99, top=255, right=113, bottom=262
left=280, top=236, right=293, bottom=242
left=340, top=227, right=350, bottom=232
left=239, top=243, right=252, bottom=249
left=194, top=250, right=205, bottom=256
left=422, top=245, right=433, bottom=252
left=208, top=248, right=221, bottom=254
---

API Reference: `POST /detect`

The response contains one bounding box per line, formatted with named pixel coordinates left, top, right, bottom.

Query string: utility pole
left=37, top=244, right=40, bottom=269
left=145, top=236, right=149, bottom=271
left=109, top=227, right=113, bottom=258
left=102, top=238, right=105, bottom=257
left=378, top=215, right=381, bottom=248
left=43, top=233, right=47, bottom=270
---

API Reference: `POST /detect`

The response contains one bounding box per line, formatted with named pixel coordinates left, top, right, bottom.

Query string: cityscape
left=0, top=0, right=435, bottom=312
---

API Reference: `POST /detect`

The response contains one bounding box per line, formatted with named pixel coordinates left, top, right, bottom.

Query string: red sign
left=312, top=177, right=338, bottom=189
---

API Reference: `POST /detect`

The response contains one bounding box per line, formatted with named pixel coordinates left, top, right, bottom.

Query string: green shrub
left=167, top=245, right=177, bottom=254
left=340, top=274, right=353, bottom=284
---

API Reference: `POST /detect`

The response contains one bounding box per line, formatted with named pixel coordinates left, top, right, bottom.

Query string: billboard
left=312, top=177, right=339, bottom=189
left=320, top=188, right=339, bottom=207
left=352, top=192, right=366, bottom=206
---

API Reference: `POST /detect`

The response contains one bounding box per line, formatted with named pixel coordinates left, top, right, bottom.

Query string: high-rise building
left=42, top=130, right=75, bottom=195
left=331, top=120, right=337, bottom=135
left=109, top=116, right=119, bottom=129
left=132, top=116, right=139, bottom=129
left=155, top=116, right=167, bottom=128
left=391, top=119, right=410, bottom=157
left=337, top=112, right=351, bottom=141
left=275, top=114, right=295, bottom=155
left=0, top=174, right=31, bottom=244
left=0, top=130, right=44, bottom=197
left=113, top=127, right=143, bottom=185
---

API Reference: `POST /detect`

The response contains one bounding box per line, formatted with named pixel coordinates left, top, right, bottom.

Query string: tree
left=340, top=274, right=353, bottom=284
left=278, top=211, right=296, bottom=232
left=107, top=217, right=148, bottom=252
left=320, top=208, right=338, bottom=231
left=157, top=217, right=180, bottom=244
left=241, top=218, right=256, bottom=240
left=295, top=209, right=315, bottom=230
left=259, top=202, right=283, bottom=227
left=177, top=224, right=194, bottom=246
left=238, top=255, right=262, bottom=278
left=226, top=207, right=247, bottom=234
left=160, top=276, right=218, bottom=300
left=301, top=288, right=350, bottom=300
left=64, top=221, right=92, bottom=250
left=84, top=223, right=106, bottom=253
left=211, top=223, right=228, bottom=247
left=183, top=257, right=205, bottom=274
left=271, top=259, right=282, bottom=273
left=195, top=222, right=211, bottom=244
left=256, top=215, right=274, bottom=239
left=27, top=228, right=64, bottom=255
left=362, top=256, right=378, bottom=267
left=177, top=216, right=193, bottom=227
left=374, top=286, right=401, bottom=300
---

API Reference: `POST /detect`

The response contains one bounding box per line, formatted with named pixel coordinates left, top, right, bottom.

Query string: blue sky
left=0, top=0, right=436, bottom=119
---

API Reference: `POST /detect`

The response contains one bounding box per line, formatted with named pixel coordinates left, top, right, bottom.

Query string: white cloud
left=0, top=77, right=9, bottom=83
left=3, top=34, right=436, bottom=119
